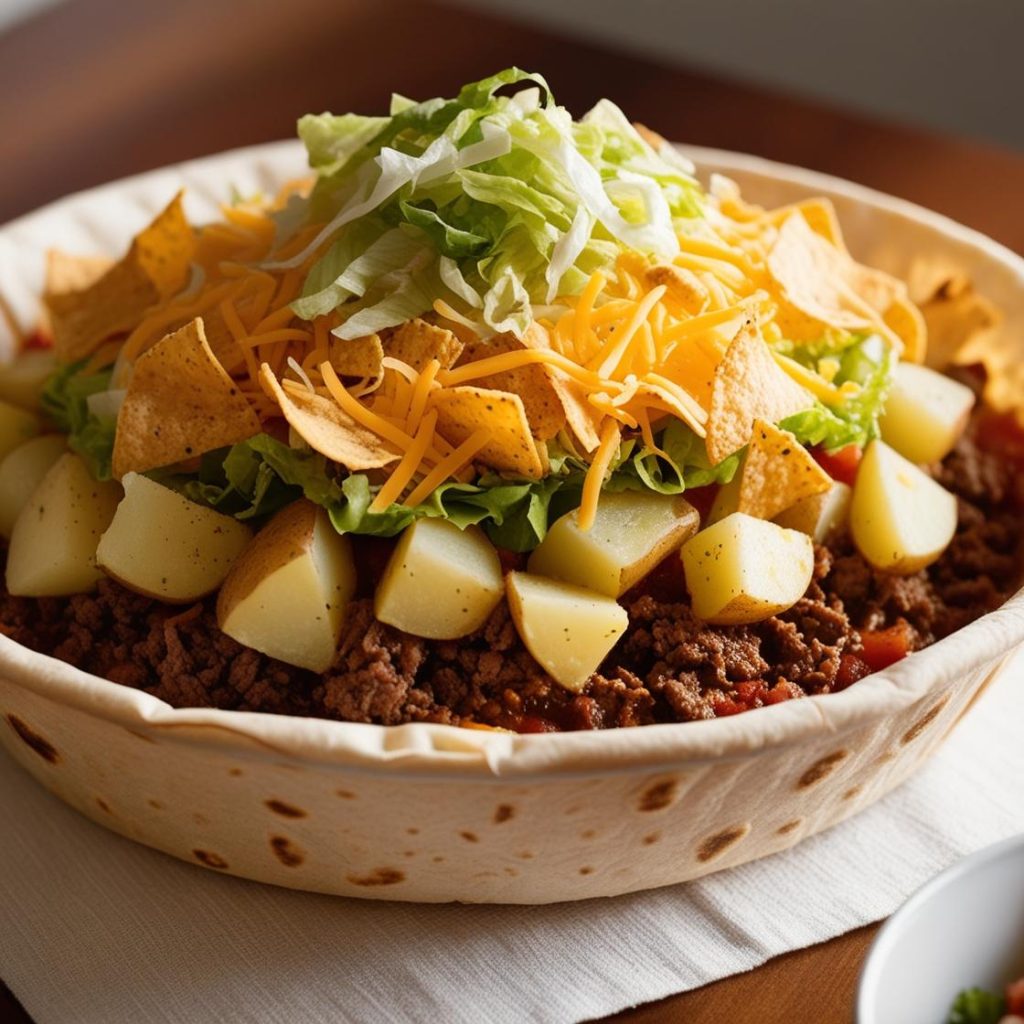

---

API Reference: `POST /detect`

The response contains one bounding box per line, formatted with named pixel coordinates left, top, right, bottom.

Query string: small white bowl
left=857, top=833, right=1024, bottom=1023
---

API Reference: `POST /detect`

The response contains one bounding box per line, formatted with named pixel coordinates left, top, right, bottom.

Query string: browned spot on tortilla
left=697, top=825, right=750, bottom=863
left=516, top=851, right=535, bottom=860
left=95, top=797, right=114, bottom=815
left=902, top=697, right=949, bottom=745
left=124, top=728, right=157, bottom=744
left=346, top=867, right=405, bottom=887
left=642, top=832, right=661, bottom=846
left=579, top=866, right=594, bottom=876
left=406, top=827, right=420, bottom=836
left=798, top=750, right=848, bottom=788
left=228, top=768, right=244, bottom=777
left=147, top=799, right=164, bottom=811
left=269, top=835, right=305, bottom=867
left=265, top=799, right=307, bottom=819
left=192, top=812, right=209, bottom=826
left=580, top=829, right=597, bottom=840
left=432, top=855, right=445, bottom=864
left=875, top=750, right=896, bottom=766
left=504, top=867, right=519, bottom=878
left=335, top=789, right=357, bottom=800
left=460, top=831, right=480, bottom=843
left=777, top=819, right=802, bottom=836
left=6, top=715, right=59, bottom=764
left=843, top=785, right=863, bottom=801
left=193, top=849, right=228, bottom=870
left=565, top=804, right=583, bottom=816
left=639, top=777, right=679, bottom=812
left=403, top=850, right=417, bottom=859
left=493, top=803, right=515, bottom=824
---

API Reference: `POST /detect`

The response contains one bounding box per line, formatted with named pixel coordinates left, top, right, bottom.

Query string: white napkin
left=2, top=652, right=1022, bottom=1024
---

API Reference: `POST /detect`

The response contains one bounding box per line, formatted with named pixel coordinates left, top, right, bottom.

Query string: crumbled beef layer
left=1, top=421, right=1021, bottom=731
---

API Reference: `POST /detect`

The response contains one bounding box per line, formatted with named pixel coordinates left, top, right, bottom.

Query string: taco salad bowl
left=1, top=141, right=1022, bottom=903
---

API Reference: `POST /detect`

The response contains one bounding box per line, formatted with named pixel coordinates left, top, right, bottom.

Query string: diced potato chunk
left=217, top=500, right=355, bottom=673
left=880, top=362, right=975, bottom=464
left=505, top=571, right=628, bottom=693
left=681, top=512, right=814, bottom=624
left=0, top=399, right=41, bottom=461
left=0, top=350, right=57, bottom=411
left=374, top=518, right=503, bottom=639
left=6, top=453, right=121, bottom=596
left=96, top=473, right=252, bottom=602
left=0, top=434, right=67, bottom=539
left=774, top=481, right=852, bottom=543
left=850, top=439, right=957, bottom=574
left=527, top=491, right=699, bottom=597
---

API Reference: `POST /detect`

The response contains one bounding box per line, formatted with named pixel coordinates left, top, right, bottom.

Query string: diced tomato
left=763, top=681, right=797, bottom=705
left=684, top=484, right=720, bottom=524
left=1005, top=978, right=1024, bottom=1014
left=858, top=622, right=915, bottom=671
left=812, top=444, right=862, bottom=487
left=22, top=329, right=52, bottom=351
left=833, top=653, right=873, bottom=691
left=713, top=680, right=794, bottom=717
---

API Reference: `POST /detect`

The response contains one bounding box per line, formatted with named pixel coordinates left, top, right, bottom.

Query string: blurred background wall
left=452, top=0, right=1024, bottom=151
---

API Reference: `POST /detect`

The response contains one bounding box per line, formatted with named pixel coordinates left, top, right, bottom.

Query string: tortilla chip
left=457, top=332, right=565, bottom=440
left=199, top=308, right=247, bottom=375
left=431, top=385, right=544, bottom=479
left=260, top=366, right=399, bottom=471
left=644, top=264, right=708, bottom=313
left=132, top=192, right=194, bottom=296
left=45, top=250, right=115, bottom=296
left=738, top=420, right=831, bottom=521
left=882, top=295, right=927, bottom=364
left=382, top=318, right=463, bottom=371
left=523, top=322, right=603, bottom=452
left=919, top=275, right=1000, bottom=369
left=112, top=318, right=260, bottom=477
left=329, top=334, right=385, bottom=379
left=768, top=198, right=845, bottom=248
left=705, top=321, right=813, bottom=464
left=767, top=213, right=905, bottom=335
left=47, top=193, right=194, bottom=364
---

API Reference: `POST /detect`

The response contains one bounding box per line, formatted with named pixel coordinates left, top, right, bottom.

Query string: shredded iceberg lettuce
left=280, top=68, right=703, bottom=339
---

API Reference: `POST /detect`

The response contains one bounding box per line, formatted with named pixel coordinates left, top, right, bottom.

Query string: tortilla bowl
left=1, top=142, right=1021, bottom=904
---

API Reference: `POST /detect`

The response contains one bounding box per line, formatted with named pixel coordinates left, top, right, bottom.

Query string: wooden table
left=1, top=1, right=1020, bottom=1021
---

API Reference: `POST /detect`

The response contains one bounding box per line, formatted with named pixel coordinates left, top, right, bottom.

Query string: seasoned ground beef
left=1, top=423, right=1021, bottom=731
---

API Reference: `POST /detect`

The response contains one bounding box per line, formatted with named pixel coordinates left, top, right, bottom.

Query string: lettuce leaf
left=285, top=68, right=704, bottom=339
left=161, top=418, right=736, bottom=553
left=779, top=332, right=893, bottom=451
left=40, top=361, right=117, bottom=480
